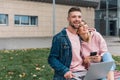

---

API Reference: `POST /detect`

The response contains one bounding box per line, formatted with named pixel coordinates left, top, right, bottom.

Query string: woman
left=77, top=20, right=116, bottom=80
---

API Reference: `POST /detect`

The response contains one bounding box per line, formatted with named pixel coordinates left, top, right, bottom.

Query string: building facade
left=95, top=0, right=120, bottom=36
left=0, top=0, right=98, bottom=38
left=0, top=0, right=98, bottom=49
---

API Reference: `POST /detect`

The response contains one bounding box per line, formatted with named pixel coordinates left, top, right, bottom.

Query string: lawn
left=0, top=48, right=120, bottom=80
left=0, top=48, right=53, bottom=80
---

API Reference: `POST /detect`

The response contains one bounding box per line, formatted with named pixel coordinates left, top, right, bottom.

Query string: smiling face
left=67, top=11, right=82, bottom=29
left=77, top=21, right=89, bottom=35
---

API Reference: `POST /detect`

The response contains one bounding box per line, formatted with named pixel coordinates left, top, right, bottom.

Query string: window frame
left=0, top=14, right=8, bottom=26
left=14, top=15, right=38, bottom=27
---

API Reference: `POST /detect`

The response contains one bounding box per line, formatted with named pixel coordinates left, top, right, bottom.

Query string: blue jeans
left=102, top=52, right=116, bottom=71
left=101, top=52, right=116, bottom=80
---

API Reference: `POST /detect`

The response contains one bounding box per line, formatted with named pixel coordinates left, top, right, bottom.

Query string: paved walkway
left=104, top=36, right=120, bottom=56
left=0, top=36, right=119, bottom=56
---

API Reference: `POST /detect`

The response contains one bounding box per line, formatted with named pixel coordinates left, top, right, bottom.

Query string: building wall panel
left=0, top=0, right=95, bottom=38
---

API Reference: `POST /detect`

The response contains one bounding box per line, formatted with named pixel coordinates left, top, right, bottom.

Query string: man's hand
left=64, top=71, right=74, bottom=79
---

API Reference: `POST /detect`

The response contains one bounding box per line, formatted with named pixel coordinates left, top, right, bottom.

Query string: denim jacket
left=48, top=28, right=72, bottom=80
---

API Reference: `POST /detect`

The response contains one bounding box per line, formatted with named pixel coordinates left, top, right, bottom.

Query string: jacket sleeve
left=48, top=36, right=69, bottom=76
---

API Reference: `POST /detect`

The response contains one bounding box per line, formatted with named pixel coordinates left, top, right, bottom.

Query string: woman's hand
left=83, top=56, right=91, bottom=64
left=82, top=55, right=101, bottom=69
left=82, top=56, right=91, bottom=69
left=90, top=55, right=102, bottom=63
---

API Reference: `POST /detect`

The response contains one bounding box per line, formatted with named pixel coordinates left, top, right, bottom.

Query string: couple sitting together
left=48, top=7, right=116, bottom=80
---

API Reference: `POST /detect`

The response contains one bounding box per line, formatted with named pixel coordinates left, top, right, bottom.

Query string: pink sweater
left=81, top=31, right=108, bottom=57
left=66, top=29, right=86, bottom=72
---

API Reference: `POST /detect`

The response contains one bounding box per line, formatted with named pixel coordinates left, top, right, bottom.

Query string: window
left=0, top=14, right=8, bottom=25
left=15, top=15, right=38, bottom=26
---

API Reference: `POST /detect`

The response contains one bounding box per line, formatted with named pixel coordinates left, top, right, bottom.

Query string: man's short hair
left=68, top=7, right=81, bottom=16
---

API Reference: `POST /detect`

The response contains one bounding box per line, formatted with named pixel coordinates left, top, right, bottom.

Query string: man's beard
left=70, top=24, right=79, bottom=29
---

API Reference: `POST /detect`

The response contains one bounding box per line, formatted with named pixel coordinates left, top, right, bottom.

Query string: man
left=48, top=7, right=84, bottom=80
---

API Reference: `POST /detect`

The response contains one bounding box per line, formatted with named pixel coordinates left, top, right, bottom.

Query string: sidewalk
left=104, top=36, right=120, bottom=56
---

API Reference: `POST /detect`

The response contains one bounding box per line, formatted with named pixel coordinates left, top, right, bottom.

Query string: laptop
left=73, top=61, right=114, bottom=80
left=84, top=61, right=114, bottom=80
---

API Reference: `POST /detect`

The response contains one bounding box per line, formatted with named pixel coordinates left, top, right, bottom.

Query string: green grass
left=0, top=48, right=120, bottom=80
left=113, top=55, right=120, bottom=70
left=0, top=48, right=53, bottom=80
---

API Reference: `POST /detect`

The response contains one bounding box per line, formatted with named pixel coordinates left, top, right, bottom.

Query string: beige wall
left=0, top=0, right=95, bottom=38
left=81, top=7, right=95, bottom=27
